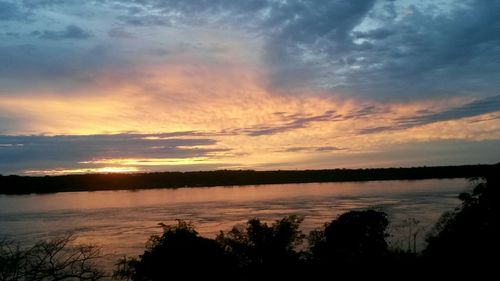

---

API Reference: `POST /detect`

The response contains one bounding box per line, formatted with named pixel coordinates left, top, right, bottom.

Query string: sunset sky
left=1, top=0, right=499, bottom=175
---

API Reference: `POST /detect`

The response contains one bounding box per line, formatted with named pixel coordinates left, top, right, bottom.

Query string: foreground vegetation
left=0, top=236, right=106, bottom=281
left=0, top=164, right=495, bottom=194
left=1, top=171, right=498, bottom=280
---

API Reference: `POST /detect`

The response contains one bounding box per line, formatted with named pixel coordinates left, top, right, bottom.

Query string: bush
left=424, top=175, right=499, bottom=269
left=216, top=216, right=305, bottom=279
left=0, top=235, right=106, bottom=281
left=122, top=220, right=238, bottom=281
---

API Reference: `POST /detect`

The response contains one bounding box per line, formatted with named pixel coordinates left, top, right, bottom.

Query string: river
left=0, top=178, right=472, bottom=269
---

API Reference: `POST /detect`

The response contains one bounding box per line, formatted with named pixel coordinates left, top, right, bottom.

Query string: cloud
left=357, top=126, right=395, bottom=135
left=238, top=110, right=343, bottom=136
left=2, top=0, right=499, bottom=101
left=343, top=105, right=389, bottom=119
left=117, top=14, right=171, bottom=26
left=21, top=0, right=74, bottom=8
left=108, top=27, right=134, bottom=39
left=106, top=0, right=500, bottom=101
left=36, top=25, right=93, bottom=40
left=262, top=0, right=500, bottom=100
left=315, top=146, right=344, bottom=152
left=396, top=95, right=500, bottom=127
left=0, top=133, right=225, bottom=174
left=280, top=146, right=344, bottom=153
left=261, top=1, right=377, bottom=92
left=228, top=104, right=394, bottom=137
left=334, top=0, right=500, bottom=100
left=303, top=139, right=500, bottom=169
left=0, top=1, right=26, bottom=21
left=358, top=95, right=500, bottom=134
left=0, top=44, right=117, bottom=94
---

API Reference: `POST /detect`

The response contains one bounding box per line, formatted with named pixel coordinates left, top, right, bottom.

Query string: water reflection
left=0, top=179, right=470, bottom=267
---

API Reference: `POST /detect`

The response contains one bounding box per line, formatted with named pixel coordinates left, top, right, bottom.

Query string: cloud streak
left=238, top=110, right=343, bottom=136
left=359, top=95, right=500, bottom=134
left=34, top=25, right=93, bottom=40
left=0, top=133, right=225, bottom=174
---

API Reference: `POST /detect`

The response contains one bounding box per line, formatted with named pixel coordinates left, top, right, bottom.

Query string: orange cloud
left=1, top=45, right=499, bottom=174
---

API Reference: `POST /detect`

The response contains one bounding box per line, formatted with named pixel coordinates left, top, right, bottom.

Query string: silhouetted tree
left=0, top=235, right=106, bottom=281
left=423, top=174, right=499, bottom=275
left=113, top=256, right=138, bottom=281
left=308, top=210, right=390, bottom=277
left=124, top=220, right=239, bottom=281
left=390, top=217, right=425, bottom=253
left=310, top=210, right=389, bottom=262
left=0, top=239, right=24, bottom=281
left=216, top=216, right=305, bottom=280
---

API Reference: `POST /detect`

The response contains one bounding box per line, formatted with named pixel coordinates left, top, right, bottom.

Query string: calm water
left=0, top=179, right=472, bottom=268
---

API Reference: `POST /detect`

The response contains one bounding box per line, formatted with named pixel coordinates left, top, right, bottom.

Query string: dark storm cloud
left=0, top=133, right=225, bottom=174
left=35, top=25, right=93, bottom=40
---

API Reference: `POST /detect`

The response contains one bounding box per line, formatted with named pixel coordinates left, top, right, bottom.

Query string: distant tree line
left=0, top=164, right=496, bottom=194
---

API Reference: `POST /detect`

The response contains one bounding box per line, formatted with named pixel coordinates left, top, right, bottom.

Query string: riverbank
left=0, top=164, right=496, bottom=194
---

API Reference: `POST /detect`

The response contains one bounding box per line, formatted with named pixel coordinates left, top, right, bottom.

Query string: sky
left=0, top=0, right=499, bottom=175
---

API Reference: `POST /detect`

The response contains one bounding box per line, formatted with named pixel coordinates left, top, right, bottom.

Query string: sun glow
left=24, top=167, right=140, bottom=175
left=80, top=157, right=216, bottom=166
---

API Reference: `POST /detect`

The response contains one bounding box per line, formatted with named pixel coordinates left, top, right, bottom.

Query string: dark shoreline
left=1, top=164, right=496, bottom=195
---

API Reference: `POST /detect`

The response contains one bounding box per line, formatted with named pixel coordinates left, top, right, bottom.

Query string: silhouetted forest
left=0, top=164, right=496, bottom=194
left=1, top=171, right=498, bottom=280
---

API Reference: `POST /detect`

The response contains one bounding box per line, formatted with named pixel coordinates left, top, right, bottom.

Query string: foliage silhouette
left=307, top=210, right=391, bottom=278
left=0, top=235, right=106, bottom=281
left=216, top=216, right=306, bottom=280
left=125, top=220, right=239, bottom=281
left=309, top=210, right=389, bottom=263
left=423, top=172, right=499, bottom=276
